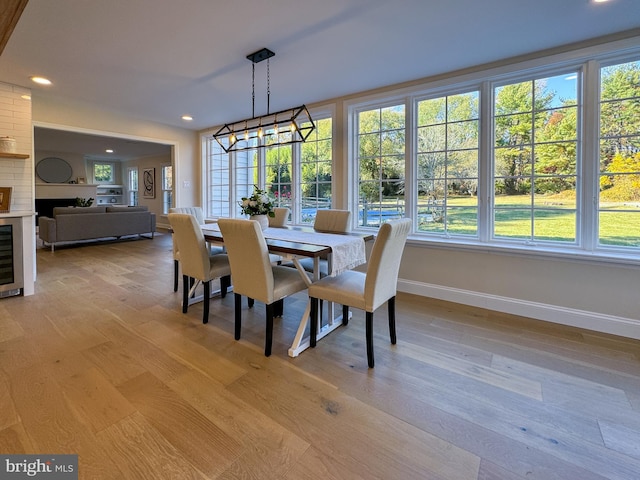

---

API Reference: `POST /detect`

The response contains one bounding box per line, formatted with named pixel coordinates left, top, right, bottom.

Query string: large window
left=599, top=59, right=640, bottom=247
left=204, top=111, right=332, bottom=223
left=161, top=165, right=172, bottom=214
left=416, top=91, right=479, bottom=235
left=348, top=50, right=640, bottom=259
left=127, top=167, right=138, bottom=206
left=493, top=72, right=579, bottom=243
left=92, top=161, right=115, bottom=184
left=356, top=104, right=405, bottom=227
left=300, top=117, right=332, bottom=224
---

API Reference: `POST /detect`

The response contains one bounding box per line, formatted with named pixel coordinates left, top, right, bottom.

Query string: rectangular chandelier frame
left=212, top=47, right=316, bottom=153
left=213, top=104, right=315, bottom=153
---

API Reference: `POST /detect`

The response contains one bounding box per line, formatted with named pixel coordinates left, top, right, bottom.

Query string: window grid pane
left=416, top=91, right=479, bottom=235
left=357, top=105, right=405, bottom=228
left=300, top=117, right=332, bottom=224
left=599, top=59, right=640, bottom=248
left=493, top=72, right=579, bottom=244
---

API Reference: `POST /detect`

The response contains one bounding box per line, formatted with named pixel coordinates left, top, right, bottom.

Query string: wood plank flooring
left=1, top=232, right=639, bottom=479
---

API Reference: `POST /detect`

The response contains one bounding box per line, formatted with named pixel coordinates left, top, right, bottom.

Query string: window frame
left=345, top=39, right=640, bottom=265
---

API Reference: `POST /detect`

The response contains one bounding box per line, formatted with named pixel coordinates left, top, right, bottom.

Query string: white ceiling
left=33, top=127, right=171, bottom=161
left=2, top=0, right=640, bottom=136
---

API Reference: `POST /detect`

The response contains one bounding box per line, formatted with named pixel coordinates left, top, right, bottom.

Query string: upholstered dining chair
left=268, top=207, right=290, bottom=227
left=307, top=218, right=411, bottom=368
left=169, top=207, right=222, bottom=291
left=297, top=209, right=352, bottom=277
left=168, top=213, right=231, bottom=325
left=217, top=218, right=311, bottom=357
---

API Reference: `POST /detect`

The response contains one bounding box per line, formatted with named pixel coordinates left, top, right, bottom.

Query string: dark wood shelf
left=0, top=153, right=29, bottom=159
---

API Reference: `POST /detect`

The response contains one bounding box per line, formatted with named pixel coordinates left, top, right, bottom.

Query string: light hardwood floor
left=1, top=232, right=639, bottom=479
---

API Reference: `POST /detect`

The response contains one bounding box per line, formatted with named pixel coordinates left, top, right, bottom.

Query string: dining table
left=201, top=223, right=373, bottom=357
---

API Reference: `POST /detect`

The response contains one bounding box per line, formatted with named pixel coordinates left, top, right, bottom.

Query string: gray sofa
left=39, top=205, right=156, bottom=251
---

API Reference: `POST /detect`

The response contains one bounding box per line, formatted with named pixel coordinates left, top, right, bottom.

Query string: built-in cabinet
left=96, top=185, right=124, bottom=205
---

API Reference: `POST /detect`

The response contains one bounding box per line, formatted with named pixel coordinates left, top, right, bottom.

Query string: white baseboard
left=397, top=279, right=640, bottom=340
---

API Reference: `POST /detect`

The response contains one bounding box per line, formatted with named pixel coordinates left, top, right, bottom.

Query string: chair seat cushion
left=271, top=265, right=311, bottom=301
left=207, top=253, right=232, bottom=280
left=308, top=270, right=367, bottom=311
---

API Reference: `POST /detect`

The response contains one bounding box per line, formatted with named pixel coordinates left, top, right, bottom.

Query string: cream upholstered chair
left=217, top=218, right=310, bottom=357
left=308, top=218, right=411, bottom=367
left=268, top=207, right=290, bottom=227
left=297, top=209, right=352, bottom=277
left=168, top=213, right=231, bottom=324
left=169, top=207, right=222, bottom=291
left=313, top=209, right=351, bottom=232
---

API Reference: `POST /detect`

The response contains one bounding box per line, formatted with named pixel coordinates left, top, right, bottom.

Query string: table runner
left=204, top=224, right=366, bottom=275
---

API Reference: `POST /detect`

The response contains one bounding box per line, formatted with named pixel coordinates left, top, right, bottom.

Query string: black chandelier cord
left=267, top=58, right=270, bottom=116
left=252, top=62, right=255, bottom=119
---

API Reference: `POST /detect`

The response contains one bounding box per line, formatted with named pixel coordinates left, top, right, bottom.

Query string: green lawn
left=408, top=194, right=640, bottom=247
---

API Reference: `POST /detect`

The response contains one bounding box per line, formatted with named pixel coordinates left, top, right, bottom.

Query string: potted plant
left=239, top=185, right=275, bottom=230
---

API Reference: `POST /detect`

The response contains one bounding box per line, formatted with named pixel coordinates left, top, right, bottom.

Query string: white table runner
left=264, top=227, right=366, bottom=275
left=204, top=224, right=366, bottom=275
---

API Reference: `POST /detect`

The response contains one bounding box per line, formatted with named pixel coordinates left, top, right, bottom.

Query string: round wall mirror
left=36, top=157, right=73, bottom=183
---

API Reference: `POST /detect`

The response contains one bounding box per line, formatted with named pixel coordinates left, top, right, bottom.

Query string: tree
left=494, top=80, right=554, bottom=195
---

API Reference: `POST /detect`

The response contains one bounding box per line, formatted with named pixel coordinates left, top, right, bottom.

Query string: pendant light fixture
left=212, top=48, right=315, bottom=153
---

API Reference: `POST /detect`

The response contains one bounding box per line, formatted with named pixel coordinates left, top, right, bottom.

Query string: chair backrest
left=169, top=207, right=206, bottom=259
left=314, top=209, right=351, bottom=233
left=217, top=218, right=275, bottom=303
left=269, top=207, right=290, bottom=227
left=169, top=207, right=205, bottom=225
left=364, top=219, right=412, bottom=311
left=168, top=213, right=211, bottom=281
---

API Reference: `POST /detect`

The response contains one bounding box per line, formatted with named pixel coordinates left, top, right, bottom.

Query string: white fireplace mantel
left=36, top=183, right=98, bottom=199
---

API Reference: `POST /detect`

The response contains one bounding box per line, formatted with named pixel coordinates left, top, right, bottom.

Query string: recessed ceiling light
left=594, top=0, right=610, bottom=3
left=30, top=76, right=51, bottom=85
left=181, top=115, right=193, bottom=121
left=105, top=149, right=114, bottom=153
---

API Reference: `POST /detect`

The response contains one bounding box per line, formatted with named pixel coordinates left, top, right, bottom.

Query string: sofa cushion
left=106, top=206, right=148, bottom=213
left=53, top=206, right=107, bottom=217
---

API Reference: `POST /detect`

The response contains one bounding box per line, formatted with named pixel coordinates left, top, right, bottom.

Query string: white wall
left=0, top=81, right=35, bottom=295
left=0, top=82, right=33, bottom=212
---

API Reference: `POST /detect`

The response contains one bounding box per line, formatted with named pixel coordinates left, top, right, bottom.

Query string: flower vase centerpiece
left=239, top=185, right=275, bottom=230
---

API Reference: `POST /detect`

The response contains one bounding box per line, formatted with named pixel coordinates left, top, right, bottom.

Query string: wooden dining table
left=201, top=223, right=373, bottom=357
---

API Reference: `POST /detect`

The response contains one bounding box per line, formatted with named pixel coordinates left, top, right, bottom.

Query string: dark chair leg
left=220, top=275, right=230, bottom=298
left=388, top=296, right=396, bottom=344
left=182, top=274, right=189, bottom=313
left=275, top=298, right=284, bottom=317
left=173, top=260, right=179, bottom=292
left=310, top=297, right=318, bottom=347
left=366, top=311, right=374, bottom=368
left=248, top=297, right=255, bottom=308
left=342, top=305, right=349, bottom=326
left=265, top=303, right=275, bottom=357
left=234, top=293, right=242, bottom=340
left=203, top=280, right=210, bottom=324
left=189, top=277, right=196, bottom=298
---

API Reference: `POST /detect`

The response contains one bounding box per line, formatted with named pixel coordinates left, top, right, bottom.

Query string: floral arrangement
left=239, top=185, right=275, bottom=217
